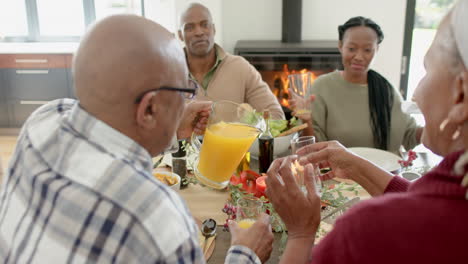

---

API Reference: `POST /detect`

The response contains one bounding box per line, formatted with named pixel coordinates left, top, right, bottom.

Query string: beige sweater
left=194, top=45, right=285, bottom=120
left=311, top=71, right=420, bottom=153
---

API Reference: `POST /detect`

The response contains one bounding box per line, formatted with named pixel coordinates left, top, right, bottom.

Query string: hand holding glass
left=288, top=72, right=313, bottom=116
left=290, top=136, right=322, bottom=195
left=236, top=197, right=264, bottom=229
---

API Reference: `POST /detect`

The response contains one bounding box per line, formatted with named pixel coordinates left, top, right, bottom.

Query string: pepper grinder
left=172, top=140, right=188, bottom=189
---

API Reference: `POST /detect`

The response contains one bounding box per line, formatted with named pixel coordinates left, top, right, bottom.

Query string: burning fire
left=275, top=64, right=317, bottom=108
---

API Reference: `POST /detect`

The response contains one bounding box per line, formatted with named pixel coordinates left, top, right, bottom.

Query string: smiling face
left=339, top=26, right=379, bottom=77
left=178, top=5, right=216, bottom=58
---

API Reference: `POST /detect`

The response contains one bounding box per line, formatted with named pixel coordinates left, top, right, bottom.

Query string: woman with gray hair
left=266, top=1, right=468, bottom=263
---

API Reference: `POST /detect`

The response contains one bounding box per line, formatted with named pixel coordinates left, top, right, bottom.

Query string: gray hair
left=443, top=18, right=464, bottom=75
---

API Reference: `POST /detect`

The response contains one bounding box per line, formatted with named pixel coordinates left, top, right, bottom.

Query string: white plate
left=348, top=147, right=401, bottom=172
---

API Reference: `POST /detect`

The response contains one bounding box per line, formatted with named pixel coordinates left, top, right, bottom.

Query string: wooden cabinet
left=0, top=53, right=73, bottom=128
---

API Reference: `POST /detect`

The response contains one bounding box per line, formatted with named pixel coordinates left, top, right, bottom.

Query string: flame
left=291, top=160, right=305, bottom=184
left=274, top=64, right=317, bottom=107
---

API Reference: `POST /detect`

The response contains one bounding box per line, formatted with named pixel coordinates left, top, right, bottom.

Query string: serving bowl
left=249, top=133, right=297, bottom=158
left=153, top=170, right=181, bottom=191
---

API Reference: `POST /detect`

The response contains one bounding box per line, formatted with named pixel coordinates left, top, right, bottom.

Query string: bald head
left=179, top=3, right=212, bottom=29
left=72, top=15, right=189, bottom=155
left=74, top=15, right=188, bottom=122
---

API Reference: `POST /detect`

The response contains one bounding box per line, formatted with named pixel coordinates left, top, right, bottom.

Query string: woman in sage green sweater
left=291, top=16, right=422, bottom=154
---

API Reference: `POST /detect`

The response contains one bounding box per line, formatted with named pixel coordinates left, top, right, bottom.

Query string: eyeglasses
left=134, top=80, right=199, bottom=103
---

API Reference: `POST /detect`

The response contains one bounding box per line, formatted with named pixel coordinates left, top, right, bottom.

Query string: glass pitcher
left=191, top=101, right=265, bottom=189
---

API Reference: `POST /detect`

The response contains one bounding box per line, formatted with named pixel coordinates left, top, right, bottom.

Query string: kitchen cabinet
left=67, top=68, right=75, bottom=98
left=4, top=68, right=70, bottom=100
left=0, top=69, right=10, bottom=127
left=0, top=53, right=73, bottom=128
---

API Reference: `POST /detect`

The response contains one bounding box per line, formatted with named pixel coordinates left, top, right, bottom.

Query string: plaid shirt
left=0, top=99, right=260, bottom=264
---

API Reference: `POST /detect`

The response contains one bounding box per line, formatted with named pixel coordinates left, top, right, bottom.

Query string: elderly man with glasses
left=0, top=15, right=274, bottom=263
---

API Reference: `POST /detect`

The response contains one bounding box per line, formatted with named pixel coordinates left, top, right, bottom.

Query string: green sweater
left=310, top=71, right=419, bottom=153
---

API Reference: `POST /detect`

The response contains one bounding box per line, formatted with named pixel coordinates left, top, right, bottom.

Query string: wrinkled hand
left=265, top=156, right=321, bottom=240
left=296, top=140, right=361, bottom=181
left=229, top=213, right=274, bottom=263
left=288, top=88, right=315, bottom=122
left=177, top=101, right=211, bottom=139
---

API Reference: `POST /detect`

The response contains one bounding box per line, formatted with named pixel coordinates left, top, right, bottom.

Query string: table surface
left=207, top=227, right=284, bottom=263
left=168, top=147, right=443, bottom=263
left=177, top=178, right=287, bottom=263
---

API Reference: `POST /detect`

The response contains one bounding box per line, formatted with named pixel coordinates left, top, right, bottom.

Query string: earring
left=439, top=118, right=449, bottom=131
left=452, top=127, right=462, bottom=140
left=439, top=118, right=462, bottom=141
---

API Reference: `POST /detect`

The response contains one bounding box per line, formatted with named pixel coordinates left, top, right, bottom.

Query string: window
left=95, top=0, right=143, bottom=20
left=0, top=0, right=148, bottom=42
left=401, top=0, right=456, bottom=100
left=0, top=1, right=28, bottom=38
left=37, top=0, right=85, bottom=37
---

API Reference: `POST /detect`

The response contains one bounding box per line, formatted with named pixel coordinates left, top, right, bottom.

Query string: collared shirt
left=188, top=44, right=225, bottom=91
left=0, top=99, right=260, bottom=263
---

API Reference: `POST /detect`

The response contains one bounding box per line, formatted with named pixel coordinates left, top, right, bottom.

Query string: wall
left=146, top=0, right=407, bottom=90
left=222, top=0, right=407, bottom=90
left=146, top=0, right=223, bottom=44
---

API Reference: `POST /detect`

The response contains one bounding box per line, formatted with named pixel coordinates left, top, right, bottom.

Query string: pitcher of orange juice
left=191, top=101, right=265, bottom=189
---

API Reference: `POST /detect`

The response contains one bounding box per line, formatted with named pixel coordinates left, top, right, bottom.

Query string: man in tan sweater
left=178, top=3, right=285, bottom=120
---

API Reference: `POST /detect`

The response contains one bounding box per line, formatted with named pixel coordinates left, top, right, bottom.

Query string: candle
left=255, top=176, right=267, bottom=196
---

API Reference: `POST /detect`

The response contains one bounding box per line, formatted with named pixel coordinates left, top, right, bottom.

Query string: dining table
left=159, top=146, right=442, bottom=263
left=178, top=183, right=284, bottom=263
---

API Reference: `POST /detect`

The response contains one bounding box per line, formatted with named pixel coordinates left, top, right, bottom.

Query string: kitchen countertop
left=0, top=42, right=78, bottom=54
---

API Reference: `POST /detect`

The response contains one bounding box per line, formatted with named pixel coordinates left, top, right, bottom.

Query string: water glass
left=290, top=136, right=322, bottom=195
left=288, top=72, right=313, bottom=115
left=236, top=197, right=264, bottom=229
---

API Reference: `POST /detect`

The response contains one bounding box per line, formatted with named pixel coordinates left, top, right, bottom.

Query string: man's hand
left=177, top=101, right=211, bottom=140
left=229, top=213, right=274, bottom=263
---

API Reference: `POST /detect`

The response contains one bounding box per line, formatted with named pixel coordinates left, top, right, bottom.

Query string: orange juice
left=237, top=219, right=256, bottom=229
left=196, top=121, right=259, bottom=188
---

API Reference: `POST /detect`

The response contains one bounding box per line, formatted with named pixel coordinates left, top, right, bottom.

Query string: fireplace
left=233, top=0, right=342, bottom=118
left=234, top=40, right=343, bottom=115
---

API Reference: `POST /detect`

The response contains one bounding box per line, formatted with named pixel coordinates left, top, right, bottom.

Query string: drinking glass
left=192, top=101, right=265, bottom=189
left=288, top=72, right=313, bottom=115
left=290, top=136, right=322, bottom=195
left=236, top=197, right=264, bottom=229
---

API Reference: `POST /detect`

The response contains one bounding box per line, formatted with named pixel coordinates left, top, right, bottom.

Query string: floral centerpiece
left=176, top=141, right=362, bottom=248
left=223, top=170, right=362, bottom=249
left=398, top=150, right=418, bottom=169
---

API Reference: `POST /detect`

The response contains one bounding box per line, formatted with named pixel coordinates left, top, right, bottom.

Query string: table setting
left=151, top=100, right=442, bottom=263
